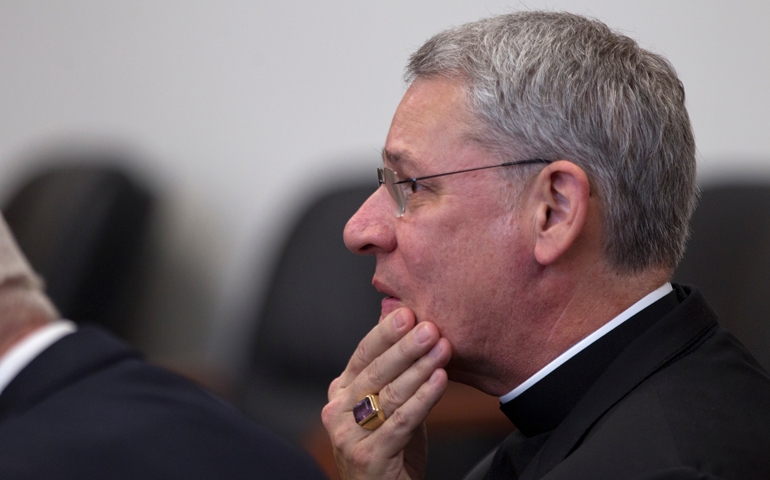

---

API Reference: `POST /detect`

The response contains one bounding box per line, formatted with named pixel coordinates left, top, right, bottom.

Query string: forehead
left=383, top=77, right=476, bottom=174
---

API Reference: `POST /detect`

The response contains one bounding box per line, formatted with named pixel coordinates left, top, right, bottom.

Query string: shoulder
left=0, top=327, right=327, bottom=480
left=563, top=323, right=770, bottom=479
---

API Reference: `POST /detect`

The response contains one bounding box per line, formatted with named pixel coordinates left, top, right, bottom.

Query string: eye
left=409, top=181, right=426, bottom=194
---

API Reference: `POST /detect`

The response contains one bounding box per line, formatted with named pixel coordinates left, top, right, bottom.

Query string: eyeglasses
left=377, top=159, right=551, bottom=217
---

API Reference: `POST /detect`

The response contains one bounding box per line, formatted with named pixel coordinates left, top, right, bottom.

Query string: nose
left=344, top=186, right=397, bottom=255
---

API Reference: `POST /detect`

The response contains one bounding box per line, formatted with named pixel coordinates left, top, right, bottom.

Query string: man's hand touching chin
left=322, top=307, right=452, bottom=480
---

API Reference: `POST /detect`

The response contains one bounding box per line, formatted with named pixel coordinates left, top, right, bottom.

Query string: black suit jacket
left=477, top=286, right=770, bottom=480
left=0, top=326, right=328, bottom=480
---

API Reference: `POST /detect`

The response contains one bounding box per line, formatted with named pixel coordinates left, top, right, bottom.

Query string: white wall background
left=1, top=1, right=769, bottom=374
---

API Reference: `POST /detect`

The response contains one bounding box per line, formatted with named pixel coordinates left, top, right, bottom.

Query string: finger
left=371, top=368, right=449, bottom=458
left=352, top=322, right=441, bottom=398
left=335, top=307, right=415, bottom=392
left=377, top=337, right=451, bottom=417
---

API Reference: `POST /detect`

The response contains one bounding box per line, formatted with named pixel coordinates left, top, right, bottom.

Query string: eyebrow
left=381, top=148, right=420, bottom=173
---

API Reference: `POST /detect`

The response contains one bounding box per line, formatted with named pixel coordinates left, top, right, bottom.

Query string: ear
left=531, top=161, right=591, bottom=266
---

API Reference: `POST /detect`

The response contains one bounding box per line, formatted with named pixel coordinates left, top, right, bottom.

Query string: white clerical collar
left=500, top=282, right=673, bottom=404
left=0, top=320, right=77, bottom=395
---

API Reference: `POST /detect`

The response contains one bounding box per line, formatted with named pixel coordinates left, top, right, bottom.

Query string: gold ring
left=353, top=394, right=385, bottom=430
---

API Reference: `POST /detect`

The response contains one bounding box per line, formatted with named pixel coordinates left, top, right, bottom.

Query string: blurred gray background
left=0, top=0, right=768, bottom=382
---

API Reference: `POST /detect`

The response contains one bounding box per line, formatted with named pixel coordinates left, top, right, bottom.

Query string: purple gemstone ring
left=353, top=394, right=385, bottom=430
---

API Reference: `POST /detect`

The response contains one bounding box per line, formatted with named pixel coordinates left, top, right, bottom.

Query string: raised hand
left=322, top=307, right=452, bottom=480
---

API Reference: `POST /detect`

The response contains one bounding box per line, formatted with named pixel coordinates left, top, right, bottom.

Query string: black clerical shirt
left=487, top=289, right=681, bottom=479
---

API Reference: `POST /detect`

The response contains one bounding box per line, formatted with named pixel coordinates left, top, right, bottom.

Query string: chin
left=444, top=357, right=499, bottom=395
left=444, top=358, right=470, bottom=383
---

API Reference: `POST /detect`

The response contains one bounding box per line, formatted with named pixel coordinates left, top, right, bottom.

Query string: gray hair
left=406, top=11, right=697, bottom=273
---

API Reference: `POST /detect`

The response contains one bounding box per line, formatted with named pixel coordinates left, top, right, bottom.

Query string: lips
left=373, top=279, right=402, bottom=321
left=380, top=296, right=403, bottom=320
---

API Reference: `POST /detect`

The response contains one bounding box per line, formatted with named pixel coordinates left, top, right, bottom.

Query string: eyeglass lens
left=377, top=167, right=407, bottom=217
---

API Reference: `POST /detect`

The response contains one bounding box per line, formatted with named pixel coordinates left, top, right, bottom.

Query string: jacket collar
left=0, top=326, right=139, bottom=422
left=520, top=285, right=718, bottom=480
left=501, top=288, right=681, bottom=437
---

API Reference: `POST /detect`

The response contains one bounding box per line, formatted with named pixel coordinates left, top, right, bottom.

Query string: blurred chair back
left=2, top=162, right=153, bottom=340
left=674, top=183, right=770, bottom=370
left=240, top=184, right=380, bottom=442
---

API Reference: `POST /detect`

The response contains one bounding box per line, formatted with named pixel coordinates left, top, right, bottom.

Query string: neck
left=552, top=266, right=669, bottom=343
left=466, top=263, right=670, bottom=396
left=0, top=322, right=49, bottom=358
left=0, top=288, right=56, bottom=358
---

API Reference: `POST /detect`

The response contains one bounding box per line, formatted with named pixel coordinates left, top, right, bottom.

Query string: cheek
left=398, top=218, right=502, bottom=317
left=398, top=216, right=470, bottom=283
left=398, top=232, right=443, bottom=283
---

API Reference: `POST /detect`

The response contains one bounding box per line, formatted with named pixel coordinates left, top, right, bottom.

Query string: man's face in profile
left=343, top=76, right=537, bottom=379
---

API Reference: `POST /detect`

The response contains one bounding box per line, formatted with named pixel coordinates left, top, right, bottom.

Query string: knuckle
left=324, top=414, right=353, bottom=450
left=379, top=383, right=401, bottom=413
left=387, top=407, right=410, bottom=431
left=412, top=375, right=443, bottom=410
left=321, top=403, right=335, bottom=429
left=321, top=398, right=344, bottom=429
left=366, top=359, right=388, bottom=387
left=397, top=333, right=420, bottom=358
left=413, top=383, right=431, bottom=404
left=415, top=352, right=440, bottom=374
left=352, top=338, right=371, bottom=367
left=327, top=377, right=341, bottom=400
left=329, top=427, right=347, bottom=451
left=350, top=442, right=374, bottom=467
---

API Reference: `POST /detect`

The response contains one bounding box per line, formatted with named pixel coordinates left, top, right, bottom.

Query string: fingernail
left=414, top=324, right=432, bottom=345
left=427, top=342, right=443, bottom=358
left=392, top=310, right=407, bottom=329
left=429, top=369, right=442, bottom=384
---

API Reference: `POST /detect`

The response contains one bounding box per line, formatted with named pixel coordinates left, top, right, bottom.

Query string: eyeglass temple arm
left=393, top=159, right=552, bottom=184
